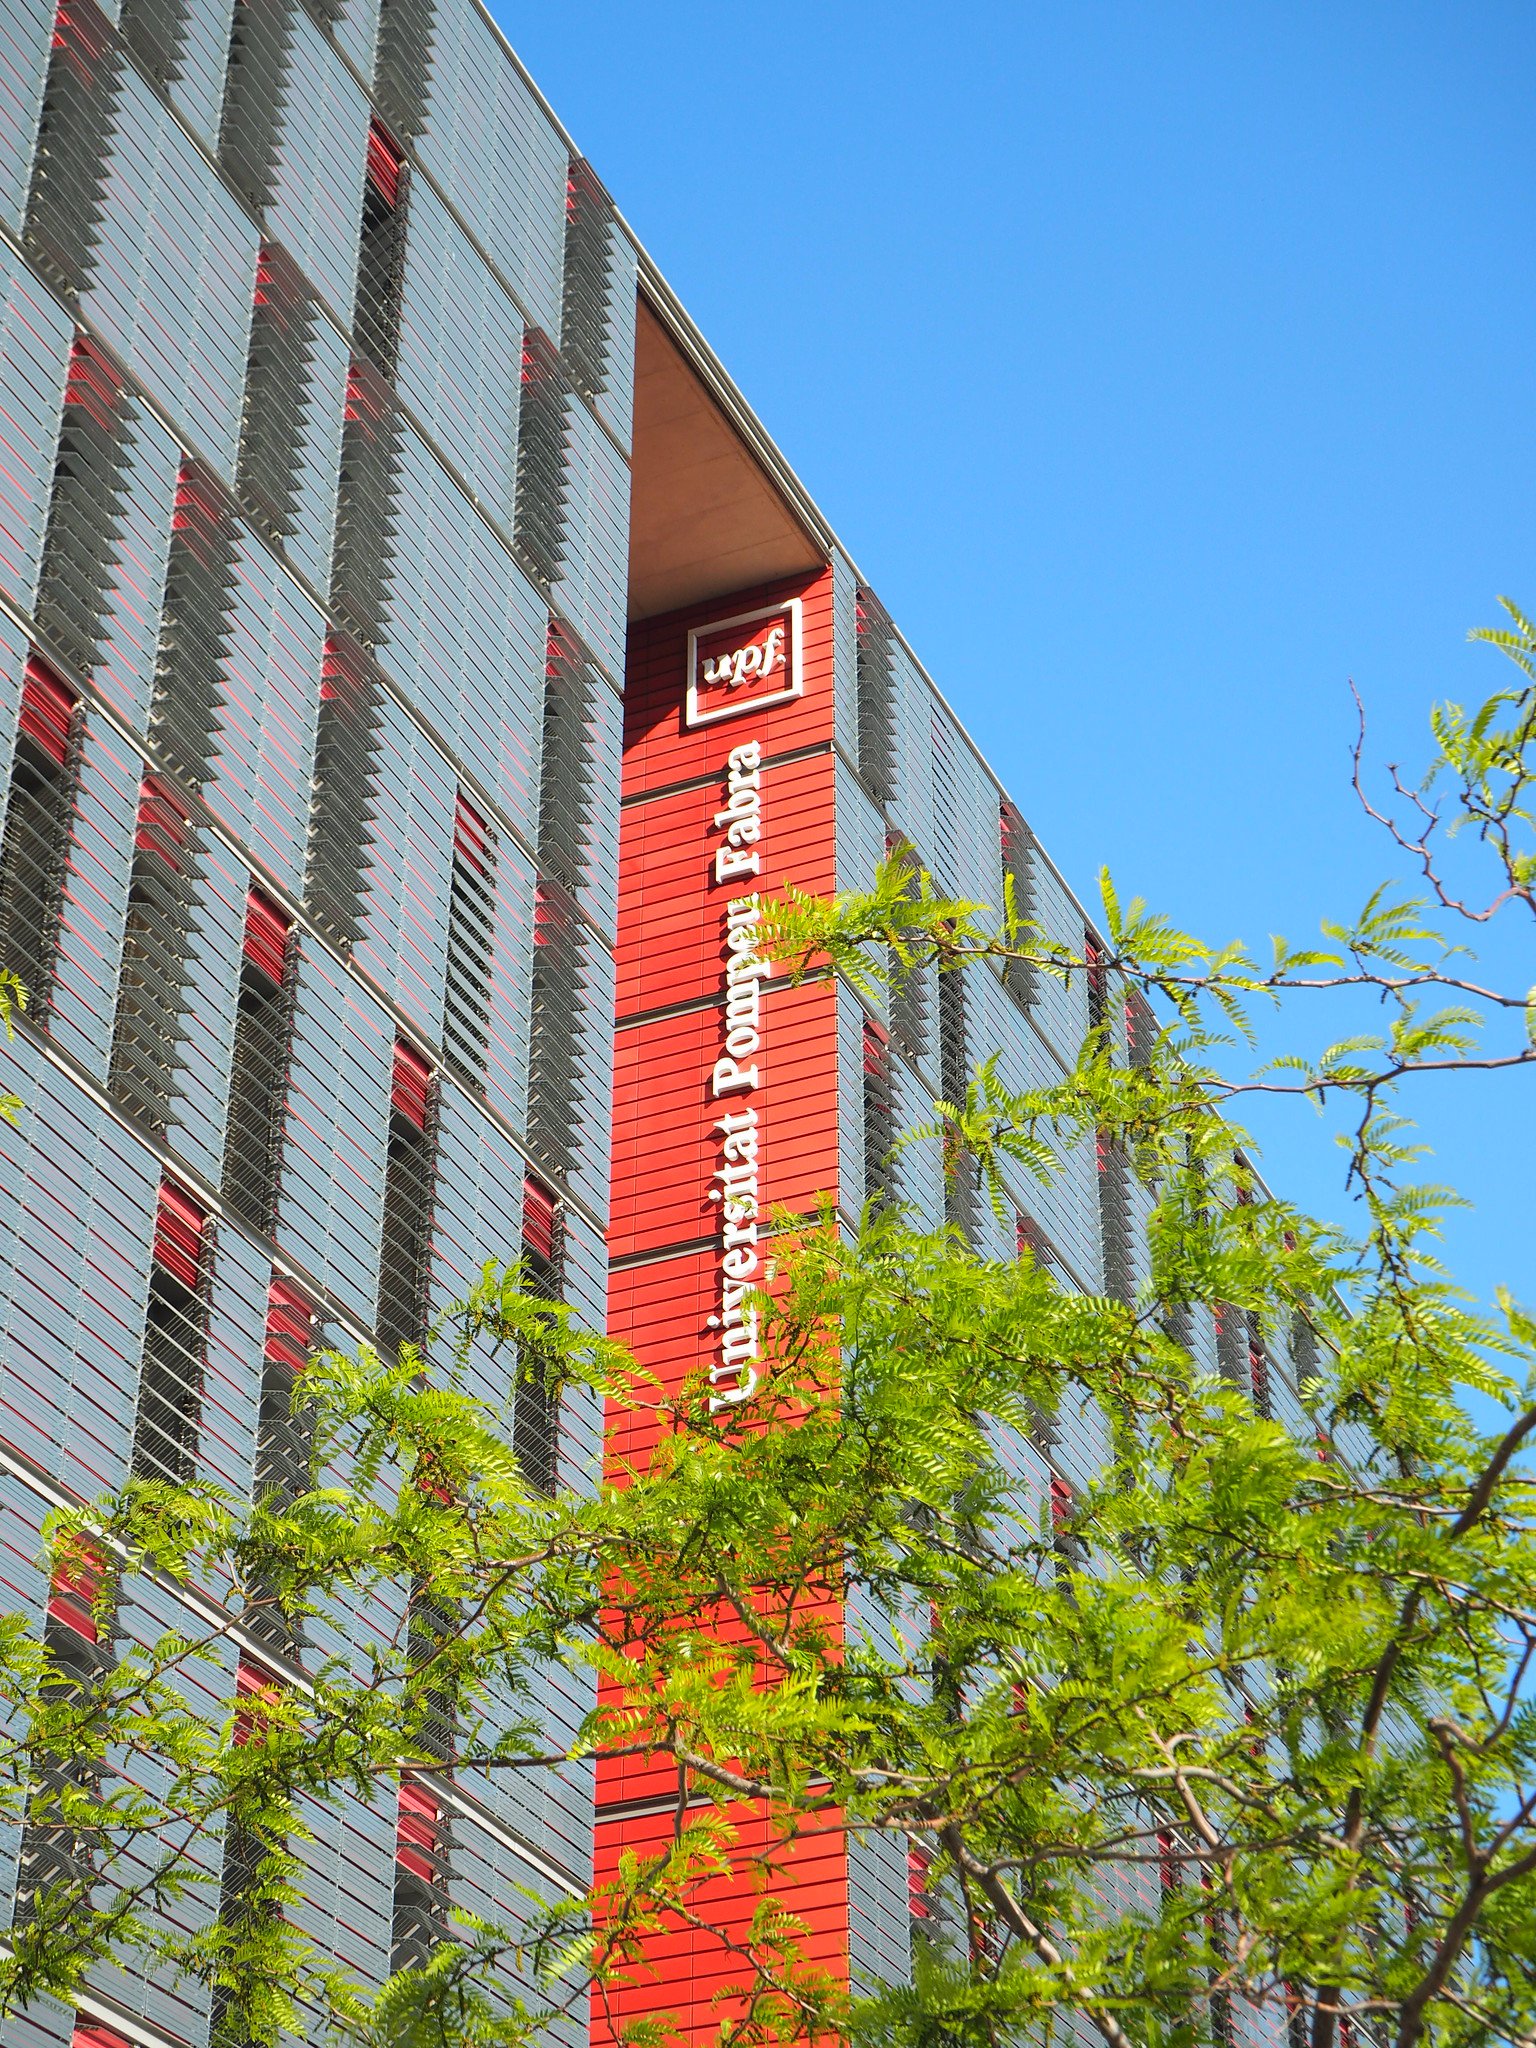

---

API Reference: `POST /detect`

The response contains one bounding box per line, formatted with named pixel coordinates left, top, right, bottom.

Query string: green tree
left=1, top=607, right=1533, bottom=2048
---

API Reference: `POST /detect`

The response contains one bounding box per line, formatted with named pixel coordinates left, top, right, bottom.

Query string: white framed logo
left=684, top=598, right=803, bottom=729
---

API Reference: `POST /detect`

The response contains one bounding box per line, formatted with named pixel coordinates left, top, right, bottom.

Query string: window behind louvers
left=131, top=1179, right=213, bottom=1486
left=0, top=656, right=80, bottom=1016
left=109, top=774, right=202, bottom=1137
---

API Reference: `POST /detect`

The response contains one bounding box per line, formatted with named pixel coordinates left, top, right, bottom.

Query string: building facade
left=0, top=0, right=1299, bottom=2042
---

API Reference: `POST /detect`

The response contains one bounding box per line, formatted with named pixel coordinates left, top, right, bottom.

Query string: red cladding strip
left=134, top=777, right=187, bottom=866
left=396, top=1777, right=438, bottom=1879
left=522, top=1176, right=556, bottom=1261
left=153, top=1181, right=206, bottom=1288
left=20, top=655, right=75, bottom=765
left=391, top=1040, right=431, bottom=1129
left=243, top=887, right=290, bottom=984
left=264, top=1280, right=312, bottom=1375
left=453, top=794, right=489, bottom=875
left=47, top=1540, right=103, bottom=1643
left=365, top=122, right=402, bottom=205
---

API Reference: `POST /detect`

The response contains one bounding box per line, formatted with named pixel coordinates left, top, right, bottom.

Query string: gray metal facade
left=0, top=0, right=1308, bottom=2039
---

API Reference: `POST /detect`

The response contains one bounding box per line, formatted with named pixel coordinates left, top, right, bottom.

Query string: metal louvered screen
left=998, top=800, right=1038, bottom=1011
left=239, top=245, right=321, bottom=545
left=23, top=0, right=121, bottom=298
left=1125, top=988, right=1156, bottom=1069
left=255, top=1283, right=314, bottom=1508
left=1085, top=932, right=1108, bottom=1036
left=355, top=125, right=408, bottom=380
left=442, top=795, right=496, bottom=1086
left=150, top=460, right=239, bottom=790
left=15, top=1554, right=112, bottom=1920
left=131, top=1184, right=213, bottom=1486
left=373, top=0, right=435, bottom=142
left=539, top=619, right=595, bottom=892
left=109, top=777, right=203, bottom=1136
left=0, top=662, right=80, bottom=1016
left=1214, top=1303, right=1246, bottom=1389
left=403, top=1586, right=457, bottom=1768
left=512, top=1176, right=563, bottom=1495
left=377, top=1042, right=437, bottom=1357
left=331, top=362, right=401, bottom=645
left=855, top=589, right=898, bottom=805
left=392, top=1777, right=454, bottom=1972
left=527, top=879, right=582, bottom=1181
left=307, top=634, right=383, bottom=949
left=35, top=340, right=133, bottom=678
left=117, top=0, right=189, bottom=88
left=248, top=1283, right=315, bottom=1654
left=1096, top=1127, right=1134, bottom=1305
left=561, top=159, right=615, bottom=405
left=219, top=0, right=296, bottom=214
left=885, top=835, right=929, bottom=1064
left=222, top=893, right=296, bottom=1233
left=862, top=1020, right=894, bottom=1211
left=513, top=332, right=571, bottom=593
left=937, top=963, right=979, bottom=1244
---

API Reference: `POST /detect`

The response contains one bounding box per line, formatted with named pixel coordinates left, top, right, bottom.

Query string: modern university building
left=0, top=0, right=1278, bottom=2043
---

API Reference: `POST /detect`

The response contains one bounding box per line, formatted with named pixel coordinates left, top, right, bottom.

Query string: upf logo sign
left=684, top=599, right=803, bottom=728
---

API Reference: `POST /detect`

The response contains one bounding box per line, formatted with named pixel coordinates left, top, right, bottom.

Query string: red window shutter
left=1016, top=1212, right=1055, bottom=1268
left=999, top=798, right=1021, bottom=864
left=47, top=1538, right=104, bottom=1642
left=452, top=793, right=489, bottom=876
left=365, top=121, right=403, bottom=206
left=20, top=655, right=76, bottom=766
left=264, top=1279, right=312, bottom=1376
left=243, top=887, right=290, bottom=985
left=391, top=1040, right=431, bottom=1130
left=1049, top=1473, right=1074, bottom=1530
left=171, top=458, right=227, bottom=559
left=396, top=1777, right=438, bottom=1880
left=861, top=1018, right=888, bottom=1075
left=907, top=1846, right=931, bottom=1918
left=343, top=360, right=388, bottom=429
left=320, top=632, right=368, bottom=704
left=153, top=1181, right=206, bottom=1289
left=134, top=778, right=189, bottom=867
left=62, top=334, right=122, bottom=429
left=522, top=1176, right=556, bottom=1262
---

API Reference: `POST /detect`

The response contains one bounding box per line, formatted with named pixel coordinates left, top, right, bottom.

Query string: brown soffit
left=626, top=286, right=827, bottom=622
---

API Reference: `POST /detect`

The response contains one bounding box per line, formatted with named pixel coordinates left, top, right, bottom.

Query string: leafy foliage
left=0, top=619, right=1533, bottom=2048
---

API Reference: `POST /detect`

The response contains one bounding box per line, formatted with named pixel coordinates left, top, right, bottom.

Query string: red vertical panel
left=597, top=570, right=848, bottom=2043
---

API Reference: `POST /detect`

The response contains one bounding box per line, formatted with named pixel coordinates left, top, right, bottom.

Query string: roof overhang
left=626, top=290, right=827, bottom=621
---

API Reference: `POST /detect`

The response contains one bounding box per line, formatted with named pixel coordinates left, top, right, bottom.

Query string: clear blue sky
left=501, top=1, right=1535, bottom=1334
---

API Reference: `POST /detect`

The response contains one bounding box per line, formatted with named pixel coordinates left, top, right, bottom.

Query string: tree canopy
left=1, top=606, right=1533, bottom=2048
